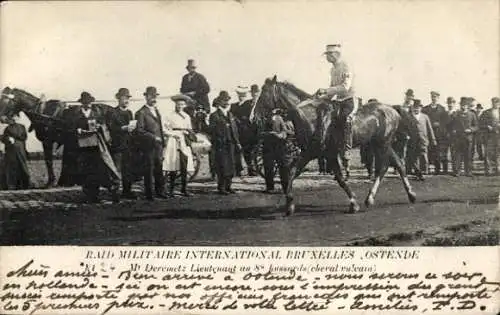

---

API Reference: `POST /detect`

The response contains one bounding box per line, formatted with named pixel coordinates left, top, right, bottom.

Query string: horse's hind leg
left=43, top=141, right=56, bottom=187
left=365, top=144, right=390, bottom=207
left=330, top=152, right=360, bottom=213
left=389, top=146, right=416, bottom=203
left=280, top=163, right=297, bottom=216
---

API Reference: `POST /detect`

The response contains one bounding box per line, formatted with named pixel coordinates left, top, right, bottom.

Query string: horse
left=0, top=87, right=115, bottom=188
left=253, top=75, right=417, bottom=215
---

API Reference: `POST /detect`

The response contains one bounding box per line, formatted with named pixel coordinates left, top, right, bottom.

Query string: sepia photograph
left=0, top=0, right=499, bottom=247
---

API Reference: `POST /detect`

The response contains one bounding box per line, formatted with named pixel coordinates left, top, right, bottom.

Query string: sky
left=1, top=0, right=499, bottom=151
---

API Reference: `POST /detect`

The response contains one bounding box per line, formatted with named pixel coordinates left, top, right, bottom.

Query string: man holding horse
left=231, top=86, right=257, bottom=177
left=316, top=44, right=356, bottom=179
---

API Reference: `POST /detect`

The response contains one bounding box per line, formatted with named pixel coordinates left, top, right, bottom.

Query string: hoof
left=286, top=203, right=295, bottom=216
left=45, top=181, right=57, bottom=188
left=408, top=191, right=417, bottom=204
left=365, top=195, right=375, bottom=208
left=349, top=200, right=360, bottom=213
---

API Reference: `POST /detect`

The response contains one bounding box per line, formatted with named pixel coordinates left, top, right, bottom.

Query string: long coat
left=180, top=72, right=211, bottom=112
left=479, top=108, right=500, bottom=137
left=422, top=104, right=450, bottom=142
left=209, top=108, right=240, bottom=177
left=449, top=110, right=478, bottom=141
left=1, top=123, right=30, bottom=190
left=134, top=105, right=165, bottom=151
left=106, top=106, right=133, bottom=153
left=72, top=107, right=114, bottom=188
left=409, top=112, right=436, bottom=151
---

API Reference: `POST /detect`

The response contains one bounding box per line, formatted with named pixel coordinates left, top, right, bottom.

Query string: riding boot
left=168, top=172, right=176, bottom=197
left=442, top=161, right=449, bottom=175
left=343, top=118, right=353, bottom=180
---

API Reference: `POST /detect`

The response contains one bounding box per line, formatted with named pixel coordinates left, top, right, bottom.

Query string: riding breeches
left=332, top=98, right=355, bottom=161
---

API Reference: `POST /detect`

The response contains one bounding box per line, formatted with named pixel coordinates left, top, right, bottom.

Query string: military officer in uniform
left=315, top=44, right=357, bottom=179
left=422, top=91, right=450, bottom=174
left=449, top=97, right=478, bottom=177
left=479, top=97, right=500, bottom=176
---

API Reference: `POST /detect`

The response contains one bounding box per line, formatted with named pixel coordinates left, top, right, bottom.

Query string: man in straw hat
left=406, top=99, right=436, bottom=180
left=449, top=97, right=478, bottom=177
left=135, top=86, right=168, bottom=200
left=73, top=91, right=120, bottom=203
left=163, top=94, right=196, bottom=197
left=422, top=91, right=450, bottom=174
left=231, top=86, right=257, bottom=177
left=106, top=88, right=137, bottom=199
left=315, top=44, right=356, bottom=179
left=209, top=91, right=241, bottom=194
left=180, top=59, right=211, bottom=113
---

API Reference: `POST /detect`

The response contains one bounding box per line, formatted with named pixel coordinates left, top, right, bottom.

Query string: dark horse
left=253, top=76, right=417, bottom=215
left=0, top=87, right=114, bottom=187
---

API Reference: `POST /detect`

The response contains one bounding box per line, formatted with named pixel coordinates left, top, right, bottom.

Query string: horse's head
left=0, top=87, right=40, bottom=118
left=254, top=75, right=311, bottom=120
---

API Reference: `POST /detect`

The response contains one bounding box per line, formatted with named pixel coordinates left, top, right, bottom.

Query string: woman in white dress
left=163, top=94, right=196, bottom=197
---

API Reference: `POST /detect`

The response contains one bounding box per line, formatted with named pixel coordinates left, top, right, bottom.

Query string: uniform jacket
left=326, top=59, right=355, bottom=100
left=449, top=110, right=478, bottom=140
left=135, top=105, right=165, bottom=150
left=106, top=106, right=133, bottom=153
left=422, top=103, right=450, bottom=141
left=479, top=108, right=500, bottom=136
left=410, top=112, right=436, bottom=147
left=180, top=72, right=211, bottom=111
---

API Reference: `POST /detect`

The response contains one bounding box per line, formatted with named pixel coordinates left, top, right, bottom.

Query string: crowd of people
left=380, top=90, right=499, bottom=180
left=1, top=50, right=499, bottom=203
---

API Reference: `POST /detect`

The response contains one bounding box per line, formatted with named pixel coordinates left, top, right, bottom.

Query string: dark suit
left=135, top=105, right=165, bottom=198
left=479, top=108, right=500, bottom=174
left=209, top=108, right=240, bottom=192
left=230, top=100, right=257, bottom=175
left=449, top=110, right=478, bottom=176
left=422, top=103, right=450, bottom=173
left=180, top=72, right=211, bottom=113
left=106, top=106, right=134, bottom=194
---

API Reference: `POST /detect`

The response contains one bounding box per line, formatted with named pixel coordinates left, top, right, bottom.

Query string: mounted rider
left=315, top=44, right=357, bottom=178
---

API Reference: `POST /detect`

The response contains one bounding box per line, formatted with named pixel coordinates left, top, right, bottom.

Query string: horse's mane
left=281, top=81, right=312, bottom=101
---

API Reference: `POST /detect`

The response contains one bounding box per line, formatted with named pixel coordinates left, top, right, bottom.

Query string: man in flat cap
left=449, top=97, right=478, bottom=177
left=180, top=59, right=211, bottom=113
left=406, top=99, right=436, bottom=180
left=231, top=86, right=257, bottom=177
left=479, top=97, right=500, bottom=176
left=315, top=44, right=356, bottom=179
left=106, top=88, right=137, bottom=199
left=422, top=91, right=450, bottom=174
left=135, top=86, right=167, bottom=200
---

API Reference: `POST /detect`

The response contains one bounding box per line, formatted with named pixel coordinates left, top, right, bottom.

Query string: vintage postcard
left=0, top=1, right=498, bottom=314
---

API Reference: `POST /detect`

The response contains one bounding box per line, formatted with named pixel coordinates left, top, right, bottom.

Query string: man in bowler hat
left=106, top=88, right=136, bottom=199
left=209, top=91, right=241, bottom=194
left=135, top=86, right=167, bottom=200
left=449, top=97, right=478, bottom=177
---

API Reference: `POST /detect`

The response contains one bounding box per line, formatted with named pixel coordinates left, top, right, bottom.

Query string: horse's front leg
left=389, top=146, right=416, bottom=203
left=365, top=144, right=390, bottom=207
left=330, top=150, right=359, bottom=213
left=43, top=141, right=56, bottom=188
